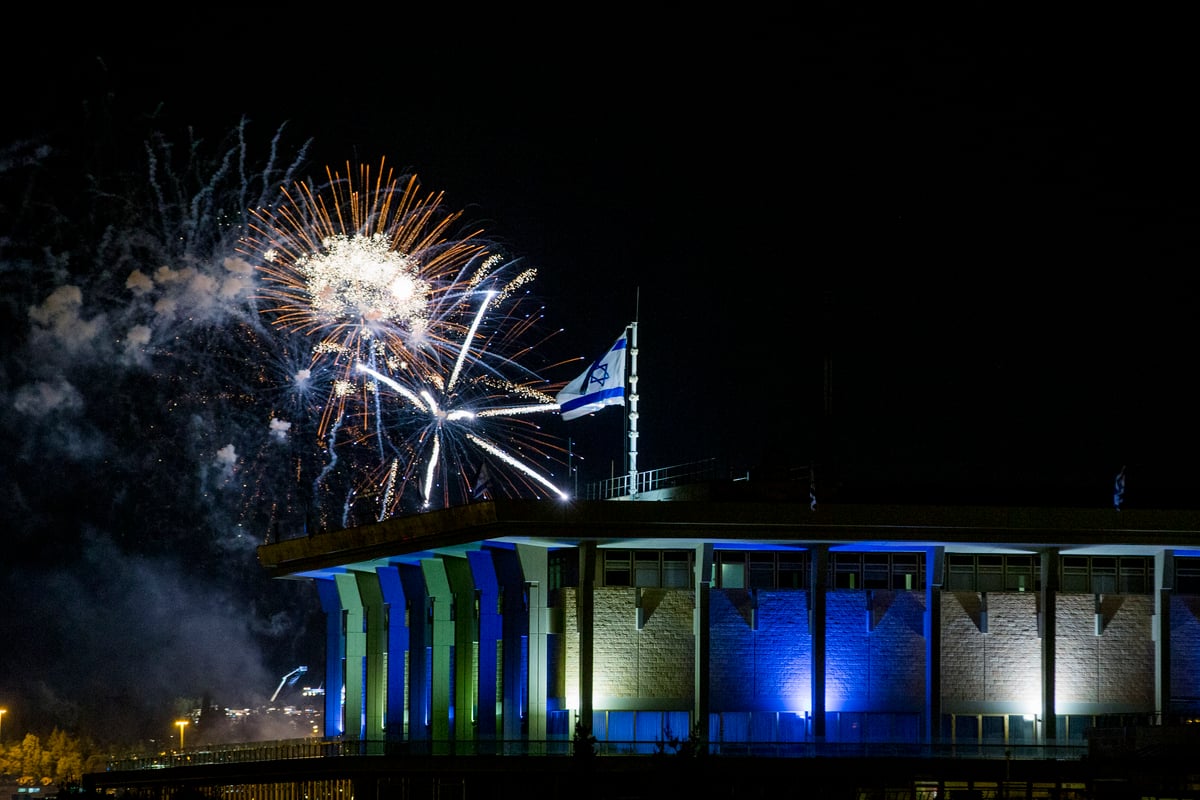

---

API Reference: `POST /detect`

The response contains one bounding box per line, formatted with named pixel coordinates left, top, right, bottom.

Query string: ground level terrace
left=85, top=740, right=1200, bottom=799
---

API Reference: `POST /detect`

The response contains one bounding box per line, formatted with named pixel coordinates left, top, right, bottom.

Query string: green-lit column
left=355, top=571, right=386, bottom=751
left=444, top=556, right=477, bottom=747
left=694, top=543, right=713, bottom=746
left=517, top=544, right=549, bottom=751
left=334, top=573, right=366, bottom=740
left=422, top=557, right=454, bottom=752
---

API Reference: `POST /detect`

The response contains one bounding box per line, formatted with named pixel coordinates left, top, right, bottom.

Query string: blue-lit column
left=397, top=564, right=430, bottom=748
left=422, top=558, right=454, bottom=751
left=334, top=573, right=366, bottom=740
left=810, top=544, right=828, bottom=741
left=1040, top=548, right=1058, bottom=742
left=493, top=548, right=528, bottom=749
left=316, top=578, right=344, bottom=738
left=517, top=544, right=550, bottom=751
left=695, top=543, right=713, bottom=745
left=444, top=556, right=478, bottom=746
left=377, top=566, right=409, bottom=742
left=468, top=550, right=502, bottom=750
left=1156, top=549, right=1174, bottom=721
left=925, top=546, right=943, bottom=745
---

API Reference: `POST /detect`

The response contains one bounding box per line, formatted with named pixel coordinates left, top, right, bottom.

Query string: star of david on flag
left=555, top=330, right=628, bottom=421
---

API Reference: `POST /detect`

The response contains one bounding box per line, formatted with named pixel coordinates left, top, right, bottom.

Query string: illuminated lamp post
left=175, top=719, right=188, bottom=750
left=0, top=707, right=6, bottom=743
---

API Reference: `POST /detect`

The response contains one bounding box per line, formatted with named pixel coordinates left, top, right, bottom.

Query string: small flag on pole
left=556, top=330, right=628, bottom=421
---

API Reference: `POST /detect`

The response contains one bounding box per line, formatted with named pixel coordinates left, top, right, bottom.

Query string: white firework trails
left=239, top=158, right=570, bottom=525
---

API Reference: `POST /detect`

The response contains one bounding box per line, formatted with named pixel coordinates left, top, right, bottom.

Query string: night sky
left=3, top=12, right=1200, bottom=745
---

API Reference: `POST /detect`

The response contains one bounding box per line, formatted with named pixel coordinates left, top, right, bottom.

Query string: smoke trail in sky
left=1, top=117, right=330, bottom=744
left=0, top=107, right=571, bottom=746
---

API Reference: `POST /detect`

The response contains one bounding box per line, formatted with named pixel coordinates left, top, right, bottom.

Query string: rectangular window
left=662, top=551, right=691, bottom=589
left=863, top=553, right=890, bottom=589
left=834, top=553, right=861, bottom=589
left=1058, top=555, right=1149, bottom=594
left=748, top=552, right=776, bottom=589
left=548, top=548, right=578, bottom=590
left=977, top=555, right=1004, bottom=592
left=947, top=554, right=976, bottom=591
left=718, top=550, right=809, bottom=589
left=1062, top=555, right=1090, bottom=592
left=1091, top=557, right=1118, bottom=594
left=718, top=551, right=745, bottom=589
left=891, top=552, right=919, bottom=590
left=603, top=550, right=631, bottom=586
left=634, top=551, right=661, bottom=587
left=1177, top=557, right=1200, bottom=593
left=1004, top=555, right=1034, bottom=592
left=1119, top=557, right=1148, bottom=594
left=778, top=551, right=807, bottom=589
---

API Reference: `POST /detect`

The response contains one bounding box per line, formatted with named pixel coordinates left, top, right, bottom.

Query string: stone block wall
left=709, top=589, right=810, bottom=711
left=1170, top=594, right=1200, bottom=700
left=940, top=591, right=1155, bottom=711
left=562, top=586, right=695, bottom=708
left=560, top=584, right=1160, bottom=718
left=826, top=590, right=926, bottom=712
left=1056, top=593, right=1154, bottom=708
left=941, top=591, right=1040, bottom=706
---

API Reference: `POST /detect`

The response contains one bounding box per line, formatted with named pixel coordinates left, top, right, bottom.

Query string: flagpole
left=627, top=318, right=639, bottom=500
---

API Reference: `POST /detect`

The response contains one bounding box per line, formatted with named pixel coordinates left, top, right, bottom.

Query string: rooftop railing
left=580, top=458, right=728, bottom=500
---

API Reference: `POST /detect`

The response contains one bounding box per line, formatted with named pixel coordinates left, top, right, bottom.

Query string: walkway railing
left=106, top=737, right=1089, bottom=771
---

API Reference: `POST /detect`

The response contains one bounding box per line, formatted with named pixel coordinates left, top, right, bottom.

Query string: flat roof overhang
left=256, top=499, right=1200, bottom=581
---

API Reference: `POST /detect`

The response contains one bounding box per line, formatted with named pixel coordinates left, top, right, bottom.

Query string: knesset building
left=256, top=477, right=1200, bottom=755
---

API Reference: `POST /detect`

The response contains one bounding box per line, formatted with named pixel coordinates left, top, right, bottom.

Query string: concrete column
left=316, top=578, right=344, bottom=738
left=493, top=548, right=527, bottom=749
left=355, top=571, right=386, bottom=749
left=517, top=544, right=550, bottom=752
left=444, top=556, right=478, bottom=747
left=396, top=564, right=430, bottom=749
left=925, top=546, right=944, bottom=744
left=694, top=543, right=713, bottom=746
left=577, top=542, right=595, bottom=739
left=422, top=558, right=454, bottom=752
left=810, top=544, right=828, bottom=741
left=334, top=573, right=366, bottom=740
left=468, top=549, right=501, bottom=749
left=377, top=566, right=409, bottom=741
left=1156, top=549, right=1174, bottom=722
left=1040, top=548, right=1058, bottom=742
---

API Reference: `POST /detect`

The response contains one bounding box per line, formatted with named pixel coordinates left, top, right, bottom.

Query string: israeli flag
left=556, top=330, right=628, bottom=421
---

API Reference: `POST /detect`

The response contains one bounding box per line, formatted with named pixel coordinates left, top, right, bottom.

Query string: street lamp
left=175, top=719, right=188, bottom=750
left=0, top=708, right=6, bottom=743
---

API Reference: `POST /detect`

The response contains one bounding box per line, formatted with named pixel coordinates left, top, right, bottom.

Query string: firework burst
left=239, top=158, right=571, bottom=522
